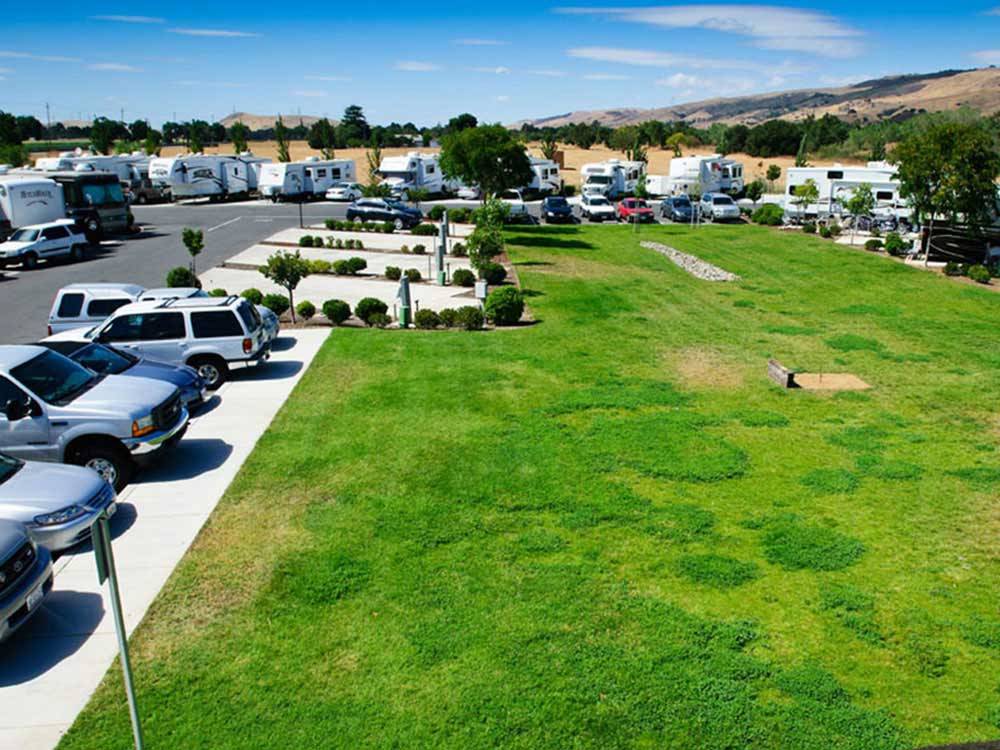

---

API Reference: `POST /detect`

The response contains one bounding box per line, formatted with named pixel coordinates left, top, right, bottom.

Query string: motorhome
left=526, top=158, right=562, bottom=194
left=785, top=162, right=903, bottom=219
left=581, top=160, right=645, bottom=198
left=0, top=176, right=67, bottom=238
left=165, top=154, right=272, bottom=201
left=657, top=155, right=744, bottom=197
left=22, top=170, right=129, bottom=239
left=35, top=152, right=149, bottom=187
left=258, top=158, right=356, bottom=201
left=377, top=151, right=444, bottom=198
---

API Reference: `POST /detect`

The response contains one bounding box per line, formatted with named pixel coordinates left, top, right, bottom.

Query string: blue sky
left=3, top=2, right=1000, bottom=127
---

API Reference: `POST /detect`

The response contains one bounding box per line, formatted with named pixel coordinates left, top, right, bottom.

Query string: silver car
left=0, top=453, right=116, bottom=552
left=0, top=519, right=53, bottom=643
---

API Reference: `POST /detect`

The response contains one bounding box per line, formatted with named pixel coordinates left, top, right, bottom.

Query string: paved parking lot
left=0, top=329, right=328, bottom=749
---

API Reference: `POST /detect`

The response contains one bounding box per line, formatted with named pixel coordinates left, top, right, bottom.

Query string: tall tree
left=540, top=132, right=558, bottom=162
left=229, top=121, right=249, bottom=153
left=275, top=115, right=290, bottom=162
left=89, top=117, right=117, bottom=154
left=338, top=105, right=370, bottom=146
left=188, top=125, right=204, bottom=154
left=792, top=178, right=819, bottom=221
left=365, top=136, right=383, bottom=185
left=439, top=124, right=533, bottom=198
left=144, top=129, right=163, bottom=156
left=182, top=227, right=204, bottom=273
left=794, top=134, right=810, bottom=167
left=129, top=119, right=149, bottom=142
left=447, top=113, right=478, bottom=133
left=766, top=164, right=782, bottom=192
left=665, top=132, right=686, bottom=157
left=0, top=111, right=21, bottom=145
left=15, top=115, right=44, bottom=141
left=307, top=118, right=336, bottom=159
left=844, top=183, right=875, bottom=245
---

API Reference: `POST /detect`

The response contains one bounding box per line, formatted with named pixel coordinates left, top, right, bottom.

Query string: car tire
left=70, top=244, right=85, bottom=262
left=136, top=193, right=147, bottom=205
left=188, top=355, right=229, bottom=390
left=69, top=441, right=133, bottom=492
left=84, top=217, right=102, bottom=243
left=394, top=218, right=404, bottom=231
left=353, top=215, right=364, bottom=224
left=22, top=252, right=39, bottom=269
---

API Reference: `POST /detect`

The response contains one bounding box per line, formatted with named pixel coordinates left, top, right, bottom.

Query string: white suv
left=0, top=221, right=89, bottom=270
left=699, top=193, right=742, bottom=223
left=580, top=193, right=616, bottom=223
left=49, top=296, right=270, bottom=389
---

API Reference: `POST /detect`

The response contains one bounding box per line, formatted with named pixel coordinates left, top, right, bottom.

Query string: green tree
left=365, top=136, right=383, bottom=186
left=113, top=140, right=141, bottom=155
left=439, top=124, right=532, bottom=198
left=259, top=250, right=311, bottom=323
left=407, top=187, right=429, bottom=211
left=144, top=129, right=162, bottom=156
left=229, top=121, right=249, bottom=153
left=307, top=118, right=336, bottom=159
left=15, top=116, right=44, bottom=141
left=665, top=132, right=686, bottom=157
left=609, top=126, right=647, bottom=162
left=338, top=105, right=370, bottom=146
left=129, top=119, right=149, bottom=142
left=0, top=111, right=21, bottom=145
left=540, top=132, right=559, bottom=162
left=182, top=227, right=204, bottom=273
left=794, top=134, right=809, bottom=167
left=90, top=117, right=117, bottom=154
left=745, top=179, right=765, bottom=207
left=766, top=164, right=782, bottom=191
left=275, top=115, right=290, bottom=162
left=466, top=196, right=507, bottom=271
left=792, top=178, right=819, bottom=220
left=844, top=183, right=875, bottom=245
left=447, top=113, right=478, bottom=133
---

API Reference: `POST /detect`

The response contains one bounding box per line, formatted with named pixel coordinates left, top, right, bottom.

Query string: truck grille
left=152, top=392, right=182, bottom=430
left=0, top=542, right=36, bottom=597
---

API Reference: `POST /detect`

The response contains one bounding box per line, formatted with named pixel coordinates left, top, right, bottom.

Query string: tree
left=307, top=118, right=336, bottom=159
left=717, top=124, right=749, bottom=155
left=665, top=132, right=686, bottom=157
left=182, top=227, right=204, bottom=273
left=447, top=113, right=478, bottom=133
left=466, top=197, right=508, bottom=271
left=144, top=129, right=162, bottom=156
left=338, top=105, right=370, bottom=146
left=275, top=115, right=290, bottom=162
left=162, top=121, right=185, bottom=145
left=229, top=121, right=249, bottom=153
left=259, top=250, right=311, bottom=323
left=540, top=132, right=559, bottom=162
left=113, top=140, right=141, bottom=155
left=129, top=119, right=149, bottom=142
left=745, top=179, right=765, bottom=207
left=16, top=115, right=44, bottom=141
left=609, top=126, right=647, bottom=162
left=794, top=134, right=809, bottom=167
left=745, top=120, right=802, bottom=158
left=792, top=178, right=819, bottom=221
left=407, top=187, right=429, bottom=211
left=188, top=127, right=203, bottom=154
left=365, top=136, right=383, bottom=185
left=766, top=164, right=782, bottom=191
left=209, top=122, right=227, bottom=144
left=843, top=183, right=875, bottom=245
left=90, top=117, right=117, bottom=154
left=0, top=112, right=22, bottom=145
left=439, top=124, right=533, bottom=198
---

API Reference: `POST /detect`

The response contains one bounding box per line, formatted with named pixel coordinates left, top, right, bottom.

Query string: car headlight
left=132, top=413, right=155, bottom=437
left=34, top=504, right=88, bottom=526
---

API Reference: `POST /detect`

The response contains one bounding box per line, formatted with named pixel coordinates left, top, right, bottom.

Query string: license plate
left=25, top=583, right=44, bottom=612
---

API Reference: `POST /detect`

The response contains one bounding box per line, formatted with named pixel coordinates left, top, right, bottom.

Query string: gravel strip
left=641, top=241, right=741, bottom=282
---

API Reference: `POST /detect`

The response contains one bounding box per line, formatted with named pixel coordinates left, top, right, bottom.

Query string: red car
left=616, top=198, right=656, bottom=223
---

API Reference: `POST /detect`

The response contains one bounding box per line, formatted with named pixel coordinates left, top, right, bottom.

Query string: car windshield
left=547, top=198, right=568, bottom=207
left=333, top=182, right=350, bottom=188
left=9, top=228, right=39, bottom=242
left=11, top=350, right=99, bottom=405
left=70, top=343, right=135, bottom=375
left=673, top=197, right=691, bottom=207
left=589, top=197, right=610, bottom=206
left=0, top=453, right=22, bottom=485
left=586, top=175, right=612, bottom=185
left=385, top=200, right=408, bottom=211
left=713, top=197, right=735, bottom=205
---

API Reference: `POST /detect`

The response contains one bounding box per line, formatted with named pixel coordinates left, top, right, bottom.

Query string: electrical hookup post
left=397, top=274, right=412, bottom=328
left=436, top=213, right=448, bottom=285
left=92, top=507, right=145, bottom=750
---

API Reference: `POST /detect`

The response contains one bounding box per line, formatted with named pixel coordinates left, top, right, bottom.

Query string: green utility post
left=436, top=215, right=447, bottom=285
left=398, top=275, right=412, bottom=328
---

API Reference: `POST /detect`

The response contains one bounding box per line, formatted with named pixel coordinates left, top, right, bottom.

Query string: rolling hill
left=219, top=112, right=326, bottom=130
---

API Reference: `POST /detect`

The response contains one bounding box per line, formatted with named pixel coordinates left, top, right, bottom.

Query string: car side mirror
left=3, top=399, right=29, bottom=421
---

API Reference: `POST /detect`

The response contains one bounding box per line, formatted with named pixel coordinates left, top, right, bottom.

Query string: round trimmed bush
left=439, top=308, right=458, bottom=327
left=427, top=205, right=446, bottom=221
left=241, top=288, right=263, bottom=304
left=455, top=305, right=484, bottom=331
left=347, top=256, right=367, bottom=274
left=944, top=261, right=963, bottom=277
left=262, top=293, right=290, bottom=316
left=451, top=242, right=467, bottom=257
left=355, top=297, right=389, bottom=325
left=209, top=288, right=228, bottom=297
left=322, top=299, right=351, bottom=325
left=968, top=264, right=992, bottom=284
left=864, top=239, right=883, bottom=252
left=166, top=266, right=201, bottom=289
left=296, top=300, right=316, bottom=320
left=385, top=266, right=402, bottom=281
left=412, top=244, right=427, bottom=255
left=309, top=259, right=332, bottom=274
left=752, top=203, right=784, bottom=226
left=818, top=225, right=832, bottom=238
left=405, top=268, right=422, bottom=283
left=452, top=268, right=475, bottom=287
left=802, top=222, right=817, bottom=234
left=827, top=222, right=842, bottom=236
left=368, top=312, right=391, bottom=329
left=478, top=261, right=507, bottom=285
left=414, top=308, right=441, bottom=329
left=411, top=223, right=437, bottom=236
left=484, top=286, right=524, bottom=326
left=450, top=207, right=472, bottom=223
left=883, top=232, right=907, bottom=256
left=333, top=260, right=351, bottom=275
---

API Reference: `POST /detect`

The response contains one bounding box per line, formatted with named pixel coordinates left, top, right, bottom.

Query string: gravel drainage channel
left=641, top=241, right=740, bottom=282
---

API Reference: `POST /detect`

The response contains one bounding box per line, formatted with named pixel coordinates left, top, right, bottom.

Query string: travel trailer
left=377, top=152, right=444, bottom=198
left=0, top=176, right=67, bottom=238
left=785, top=162, right=903, bottom=219
left=35, top=152, right=149, bottom=187
left=655, top=155, right=744, bottom=197
left=580, top=160, right=645, bottom=198
left=164, top=154, right=272, bottom=201
left=148, top=156, right=180, bottom=193
left=526, top=158, right=562, bottom=194
left=258, top=158, right=356, bottom=201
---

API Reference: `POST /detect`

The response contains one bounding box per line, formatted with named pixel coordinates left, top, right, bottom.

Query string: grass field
left=59, top=224, right=1000, bottom=749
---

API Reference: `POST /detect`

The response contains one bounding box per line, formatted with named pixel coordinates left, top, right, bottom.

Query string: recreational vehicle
left=526, top=158, right=562, bottom=194
left=785, top=162, right=903, bottom=220
left=35, top=152, right=148, bottom=187
left=581, top=160, right=645, bottom=198
left=377, top=152, right=443, bottom=199
left=258, top=158, right=356, bottom=201
left=24, top=170, right=129, bottom=239
left=0, top=176, right=67, bottom=239
left=656, top=155, right=744, bottom=197
left=166, top=154, right=272, bottom=201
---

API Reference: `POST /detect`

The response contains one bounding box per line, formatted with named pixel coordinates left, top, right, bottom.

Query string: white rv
left=581, top=159, right=645, bottom=198
left=164, top=154, right=272, bottom=201
left=657, top=154, right=744, bottom=197
left=785, top=163, right=903, bottom=219
left=258, top=158, right=356, bottom=201
left=377, top=151, right=443, bottom=199
left=0, top=176, right=67, bottom=238
left=526, top=158, right=562, bottom=194
left=35, top=152, right=149, bottom=187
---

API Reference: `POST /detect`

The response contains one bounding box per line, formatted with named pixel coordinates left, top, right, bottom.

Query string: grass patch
left=674, top=554, right=760, bottom=588
left=819, top=582, right=885, bottom=645
left=801, top=468, right=860, bottom=494
left=761, top=520, right=865, bottom=571
left=826, top=334, right=886, bottom=353
left=734, top=409, right=790, bottom=428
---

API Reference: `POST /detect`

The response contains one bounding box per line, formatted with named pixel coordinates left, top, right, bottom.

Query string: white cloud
left=305, top=75, right=352, bottom=82
left=567, top=46, right=751, bottom=70
left=583, top=72, right=631, bottom=81
left=293, top=90, right=327, bottom=97
left=455, top=38, right=507, bottom=46
left=655, top=72, right=760, bottom=99
left=0, top=50, right=80, bottom=62
left=985, top=7, right=1000, bottom=14
left=496, top=95, right=510, bottom=102
left=558, top=5, right=863, bottom=58
left=167, top=27, right=259, bottom=38
left=472, top=66, right=511, bottom=74
left=972, top=49, right=1000, bottom=64
left=174, top=80, right=248, bottom=88
left=92, top=15, right=165, bottom=23
left=395, top=61, right=441, bottom=72
left=88, top=63, right=143, bottom=72
left=528, top=69, right=568, bottom=77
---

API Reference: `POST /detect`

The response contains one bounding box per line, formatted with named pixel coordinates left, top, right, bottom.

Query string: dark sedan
left=38, top=341, right=206, bottom=410
left=661, top=195, right=695, bottom=222
left=541, top=196, right=575, bottom=224
left=346, top=198, right=423, bottom=230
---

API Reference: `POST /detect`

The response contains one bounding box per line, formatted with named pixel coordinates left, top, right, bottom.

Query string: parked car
left=541, top=196, right=575, bottom=224
left=456, top=185, right=481, bottom=200
left=38, top=341, right=206, bottom=410
left=699, top=193, right=742, bottom=222
left=498, top=189, right=529, bottom=221
left=140, top=286, right=279, bottom=345
left=50, top=296, right=270, bottom=390
left=346, top=198, right=422, bottom=230
left=325, top=181, right=363, bottom=202
left=579, top=193, right=616, bottom=223
left=0, top=452, right=115, bottom=552
left=47, top=283, right=145, bottom=336
left=661, top=195, right=695, bottom=222
left=0, top=519, right=53, bottom=643
left=0, top=220, right=89, bottom=270
left=617, top=198, right=655, bottom=223
left=127, top=177, right=169, bottom=205
left=0, top=345, right=188, bottom=489
left=256, top=305, right=280, bottom=344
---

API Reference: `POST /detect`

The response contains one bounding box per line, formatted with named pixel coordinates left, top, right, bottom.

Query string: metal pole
left=298, top=200, right=303, bottom=229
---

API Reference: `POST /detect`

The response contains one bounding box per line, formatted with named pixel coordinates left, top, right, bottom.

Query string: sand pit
left=794, top=373, right=871, bottom=391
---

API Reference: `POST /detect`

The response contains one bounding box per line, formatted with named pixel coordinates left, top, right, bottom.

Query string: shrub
left=333, top=260, right=351, bottom=275
left=296, top=300, right=316, bottom=320
left=355, top=239, right=364, bottom=250
left=451, top=242, right=467, bottom=257
left=355, top=297, right=388, bottom=324
left=380, top=221, right=395, bottom=233
left=455, top=305, right=484, bottom=331
left=802, top=221, right=817, bottom=234
left=325, top=219, right=337, bottom=231
left=324, top=237, right=335, bottom=249
left=484, top=286, right=525, bottom=326
left=262, top=293, right=290, bottom=316
left=298, top=235, right=314, bottom=247
left=321, top=299, right=351, bottom=325
left=818, top=225, right=832, bottom=238
left=335, top=238, right=344, bottom=249
left=828, top=222, right=842, bottom=236
left=414, top=308, right=441, bottom=329
left=166, top=266, right=200, bottom=288
left=562, top=184, right=577, bottom=197
left=400, top=244, right=410, bottom=254
left=385, top=265, right=402, bottom=281
left=450, top=207, right=472, bottom=223
left=968, top=264, right=992, bottom=284
left=864, top=239, right=883, bottom=252
left=439, top=308, right=458, bottom=327
left=241, top=288, right=263, bottom=304
left=752, top=203, right=784, bottom=226
left=347, top=257, right=367, bottom=274
left=411, top=223, right=437, bottom=236
left=368, top=312, right=391, bottom=328
left=452, top=268, right=475, bottom=287
left=405, top=268, right=422, bottom=283
left=427, top=205, right=446, bottom=221
left=412, top=244, right=427, bottom=255
left=345, top=239, right=355, bottom=250
left=884, top=232, right=907, bottom=256
left=309, top=259, right=332, bottom=274
left=478, top=261, right=507, bottom=285
left=209, top=288, right=228, bottom=297
left=944, top=261, right=963, bottom=277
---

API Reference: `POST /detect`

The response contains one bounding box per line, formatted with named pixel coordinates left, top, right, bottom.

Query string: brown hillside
left=219, top=112, right=326, bottom=130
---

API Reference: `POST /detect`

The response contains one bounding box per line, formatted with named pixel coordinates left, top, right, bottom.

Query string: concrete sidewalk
left=0, top=329, right=329, bottom=749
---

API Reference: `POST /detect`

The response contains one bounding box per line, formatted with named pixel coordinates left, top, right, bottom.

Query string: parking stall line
left=207, top=216, right=242, bottom=232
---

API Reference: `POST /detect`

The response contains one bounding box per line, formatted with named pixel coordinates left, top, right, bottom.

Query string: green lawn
left=61, top=224, right=1000, bottom=749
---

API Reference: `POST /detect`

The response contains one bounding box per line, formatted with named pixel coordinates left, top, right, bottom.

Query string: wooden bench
left=768, top=359, right=798, bottom=388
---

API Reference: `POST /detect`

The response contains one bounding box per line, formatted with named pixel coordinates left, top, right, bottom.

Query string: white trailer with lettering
left=785, top=162, right=903, bottom=219
left=581, top=159, right=645, bottom=198
left=377, top=151, right=443, bottom=199
left=0, top=176, right=67, bottom=238
left=258, top=158, right=356, bottom=201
